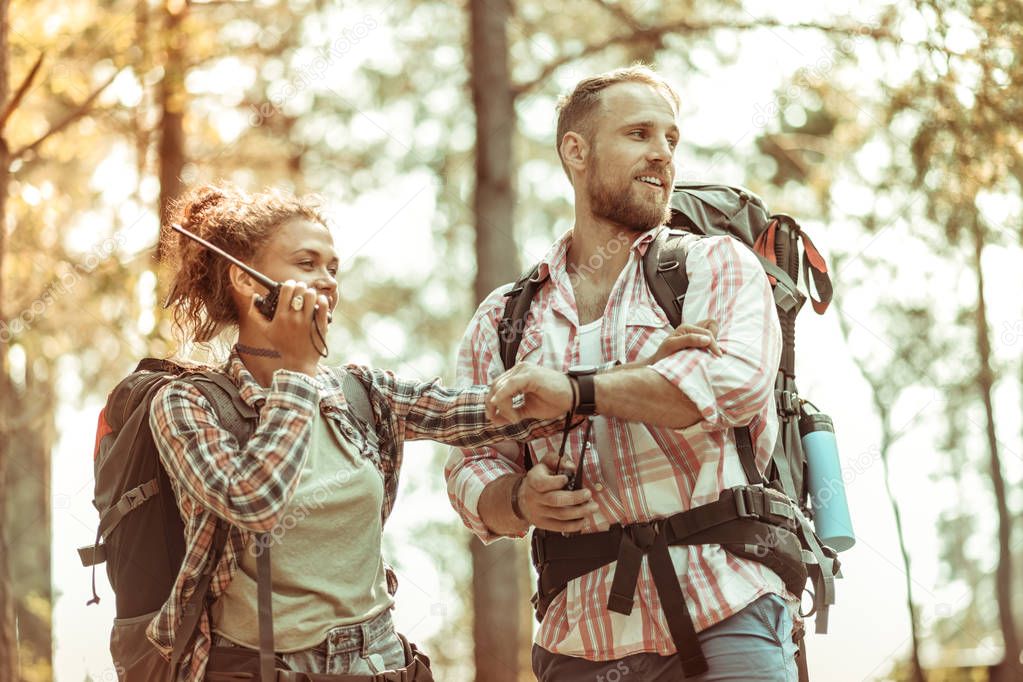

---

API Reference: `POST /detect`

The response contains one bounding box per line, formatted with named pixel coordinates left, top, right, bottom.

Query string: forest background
left=1, top=0, right=1022, bottom=680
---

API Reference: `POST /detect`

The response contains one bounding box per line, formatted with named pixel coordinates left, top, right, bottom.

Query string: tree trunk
left=4, top=372, right=54, bottom=682
left=970, top=220, right=1020, bottom=681
left=156, top=1, right=187, bottom=259
left=0, top=0, right=19, bottom=678
left=468, top=1, right=526, bottom=680
left=470, top=0, right=517, bottom=298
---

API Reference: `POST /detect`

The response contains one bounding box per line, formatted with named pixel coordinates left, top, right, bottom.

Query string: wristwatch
left=567, top=364, right=598, bottom=416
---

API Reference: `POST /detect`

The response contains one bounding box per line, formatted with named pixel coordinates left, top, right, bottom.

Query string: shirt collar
left=224, top=350, right=268, bottom=409
left=223, top=349, right=347, bottom=412
left=630, top=225, right=664, bottom=257
left=536, top=225, right=664, bottom=283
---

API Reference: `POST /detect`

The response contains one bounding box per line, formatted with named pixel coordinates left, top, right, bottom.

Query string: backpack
left=498, top=181, right=838, bottom=680
left=652, top=182, right=833, bottom=508
left=500, top=181, right=833, bottom=510
left=79, top=357, right=375, bottom=680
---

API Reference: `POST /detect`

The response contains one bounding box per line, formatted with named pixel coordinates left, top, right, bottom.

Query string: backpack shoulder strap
left=340, top=369, right=376, bottom=429
left=642, top=228, right=701, bottom=329
left=496, top=264, right=549, bottom=473
left=733, top=425, right=768, bottom=486
left=642, top=228, right=766, bottom=486
left=168, top=520, right=231, bottom=675
left=189, top=371, right=258, bottom=446
left=498, top=264, right=548, bottom=370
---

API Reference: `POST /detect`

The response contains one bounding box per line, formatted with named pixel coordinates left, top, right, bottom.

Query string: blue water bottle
left=800, top=412, right=855, bottom=552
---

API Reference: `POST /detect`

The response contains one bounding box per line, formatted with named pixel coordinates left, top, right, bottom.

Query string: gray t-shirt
left=213, top=409, right=393, bottom=652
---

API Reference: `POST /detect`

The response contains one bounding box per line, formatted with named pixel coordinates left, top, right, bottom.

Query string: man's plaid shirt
left=445, top=227, right=793, bottom=661
left=148, top=350, right=556, bottom=680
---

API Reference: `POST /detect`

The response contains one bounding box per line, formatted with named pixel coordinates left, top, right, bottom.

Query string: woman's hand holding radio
left=247, top=280, right=329, bottom=376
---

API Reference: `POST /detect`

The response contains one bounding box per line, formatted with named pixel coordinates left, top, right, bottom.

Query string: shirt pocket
left=324, top=410, right=368, bottom=455
left=511, top=325, right=544, bottom=367
left=622, top=304, right=670, bottom=363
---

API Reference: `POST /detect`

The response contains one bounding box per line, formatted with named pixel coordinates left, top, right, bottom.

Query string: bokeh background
left=1, top=0, right=1022, bottom=680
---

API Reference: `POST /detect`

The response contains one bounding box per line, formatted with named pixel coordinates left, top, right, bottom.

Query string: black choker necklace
left=235, top=343, right=282, bottom=358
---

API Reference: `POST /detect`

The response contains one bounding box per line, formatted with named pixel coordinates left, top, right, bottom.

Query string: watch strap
left=574, top=371, right=597, bottom=416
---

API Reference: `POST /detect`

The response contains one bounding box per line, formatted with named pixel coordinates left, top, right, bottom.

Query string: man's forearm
left=477, top=473, right=529, bottom=537
left=593, top=366, right=702, bottom=428
left=606, top=360, right=645, bottom=372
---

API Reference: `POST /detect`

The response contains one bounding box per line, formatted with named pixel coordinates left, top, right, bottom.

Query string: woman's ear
left=228, top=263, right=256, bottom=297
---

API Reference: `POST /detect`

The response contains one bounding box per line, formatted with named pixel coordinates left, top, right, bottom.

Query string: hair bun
left=183, top=186, right=229, bottom=229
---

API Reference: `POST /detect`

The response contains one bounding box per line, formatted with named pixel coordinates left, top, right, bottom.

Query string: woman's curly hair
left=161, top=182, right=326, bottom=343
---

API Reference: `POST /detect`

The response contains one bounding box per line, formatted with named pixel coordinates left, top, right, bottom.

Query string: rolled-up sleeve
left=649, top=236, right=781, bottom=433
left=443, top=285, right=526, bottom=543
left=150, top=369, right=321, bottom=532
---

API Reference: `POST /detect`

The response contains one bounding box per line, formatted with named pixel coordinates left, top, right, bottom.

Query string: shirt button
left=594, top=483, right=604, bottom=492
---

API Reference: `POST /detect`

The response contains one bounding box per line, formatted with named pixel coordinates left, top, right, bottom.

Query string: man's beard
left=586, top=151, right=672, bottom=233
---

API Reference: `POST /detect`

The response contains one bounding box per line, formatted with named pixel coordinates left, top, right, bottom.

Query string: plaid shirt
left=445, top=227, right=790, bottom=661
left=149, top=351, right=557, bottom=681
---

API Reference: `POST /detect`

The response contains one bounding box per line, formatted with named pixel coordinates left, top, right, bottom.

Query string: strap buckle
left=732, top=486, right=760, bottom=520
left=115, top=479, right=159, bottom=516
left=607, top=520, right=662, bottom=615
left=117, top=488, right=146, bottom=514
left=777, top=390, right=800, bottom=417
left=624, top=519, right=661, bottom=551
left=78, top=543, right=106, bottom=566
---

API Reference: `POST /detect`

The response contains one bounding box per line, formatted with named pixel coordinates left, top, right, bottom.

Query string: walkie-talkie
left=169, top=223, right=330, bottom=322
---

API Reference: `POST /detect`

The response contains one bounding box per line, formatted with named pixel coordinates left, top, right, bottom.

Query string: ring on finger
left=290, top=295, right=305, bottom=312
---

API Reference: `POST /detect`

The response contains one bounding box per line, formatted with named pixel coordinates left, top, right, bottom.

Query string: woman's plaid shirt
left=148, top=351, right=556, bottom=680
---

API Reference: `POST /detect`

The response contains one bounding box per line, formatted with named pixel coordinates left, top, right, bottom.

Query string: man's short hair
left=555, top=65, right=681, bottom=178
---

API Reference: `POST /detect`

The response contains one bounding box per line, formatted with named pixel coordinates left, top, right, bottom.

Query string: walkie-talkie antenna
left=169, top=223, right=276, bottom=290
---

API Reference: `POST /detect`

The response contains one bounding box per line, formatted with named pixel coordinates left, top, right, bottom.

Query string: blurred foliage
left=3, top=0, right=1023, bottom=679
left=748, top=0, right=1023, bottom=676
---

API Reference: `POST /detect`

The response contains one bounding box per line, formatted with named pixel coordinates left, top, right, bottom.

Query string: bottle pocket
left=109, top=610, right=171, bottom=681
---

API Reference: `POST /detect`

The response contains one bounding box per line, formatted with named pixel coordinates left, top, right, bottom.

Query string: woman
left=149, top=183, right=717, bottom=681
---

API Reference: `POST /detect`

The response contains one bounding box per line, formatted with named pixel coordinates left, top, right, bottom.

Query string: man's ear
left=560, top=131, right=589, bottom=179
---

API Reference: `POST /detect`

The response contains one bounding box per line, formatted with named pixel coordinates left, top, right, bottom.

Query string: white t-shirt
left=576, top=319, right=619, bottom=491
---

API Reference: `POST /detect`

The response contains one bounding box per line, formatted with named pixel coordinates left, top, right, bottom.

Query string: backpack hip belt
left=205, top=631, right=434, bottom=682
left=529, top=484, right=840, bottom=678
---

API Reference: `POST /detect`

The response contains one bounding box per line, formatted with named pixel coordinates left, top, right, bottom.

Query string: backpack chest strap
left=95, top=477, right=161, bottom=541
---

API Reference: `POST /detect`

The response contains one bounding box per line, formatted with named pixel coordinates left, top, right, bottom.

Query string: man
left=445, top=66, right=796, bottom=680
